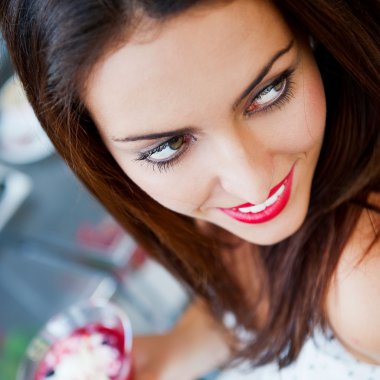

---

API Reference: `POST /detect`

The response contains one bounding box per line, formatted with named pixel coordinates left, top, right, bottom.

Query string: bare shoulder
left=325, top=197, right=380, bottom=364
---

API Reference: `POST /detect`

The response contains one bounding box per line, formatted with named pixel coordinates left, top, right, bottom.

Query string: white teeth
left=265, top=184, right=285, bottom=207
left=237, top=183, right=286, bottom=214
left=239, top=203, right=266, bottom=213
left=264, top=193, right=278, bottom=207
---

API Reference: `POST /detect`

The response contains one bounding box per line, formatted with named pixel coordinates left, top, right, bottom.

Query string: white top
left=217, top=330, right=380, bottom=380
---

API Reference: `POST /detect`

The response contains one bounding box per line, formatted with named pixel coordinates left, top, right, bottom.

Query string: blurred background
left=0, top=35, right=203, bottom=379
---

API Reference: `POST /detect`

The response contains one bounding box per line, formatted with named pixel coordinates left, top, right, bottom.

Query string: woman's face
left=85, top=0, right=326, bottom=245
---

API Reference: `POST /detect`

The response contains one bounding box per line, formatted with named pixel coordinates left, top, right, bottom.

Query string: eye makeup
left=135, top=134, right=196, bottom=172
left=243, top=68, right=295, bottom=117
left=134, top=67, right=297, bottom=173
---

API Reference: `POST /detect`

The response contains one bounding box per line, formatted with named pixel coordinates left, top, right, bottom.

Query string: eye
left=136, top=134, right=195, bottom=172
left=244, top=73, right=292, bottom=117
left=149, top=135, right=185, bottom=160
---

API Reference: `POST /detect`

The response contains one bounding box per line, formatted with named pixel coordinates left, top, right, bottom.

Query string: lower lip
left=219, top=167, right=294, bottom=224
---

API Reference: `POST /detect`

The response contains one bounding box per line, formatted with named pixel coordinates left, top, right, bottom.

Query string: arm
left=132, top=298, right=233, bottom=380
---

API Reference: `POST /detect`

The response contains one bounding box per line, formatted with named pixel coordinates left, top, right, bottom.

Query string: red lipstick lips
left=219, top=166, right=294, bottom=224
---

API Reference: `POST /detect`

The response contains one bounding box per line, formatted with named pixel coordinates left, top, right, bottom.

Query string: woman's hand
left=131, top=300, right=232, bottom=380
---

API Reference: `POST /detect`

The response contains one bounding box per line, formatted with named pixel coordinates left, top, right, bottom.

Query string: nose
left=215, top=136, right=273, bottom=205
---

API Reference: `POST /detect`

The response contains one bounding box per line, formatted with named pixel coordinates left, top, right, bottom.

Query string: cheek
left=262, top=59, right=326, bottom=156
left=302, top=59, right=326, bottom=144
left=122, top=161, right=205, bottom=214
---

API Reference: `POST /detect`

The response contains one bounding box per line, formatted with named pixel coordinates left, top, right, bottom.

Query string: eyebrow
left=232, top=39, right=294, bottom=109
left=114, top=127, right=197, bottom=142
left=112, top=39, right=294, bottom=143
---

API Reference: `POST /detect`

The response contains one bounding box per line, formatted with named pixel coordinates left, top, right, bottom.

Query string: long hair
left=1, top=0, right=379, bottom=367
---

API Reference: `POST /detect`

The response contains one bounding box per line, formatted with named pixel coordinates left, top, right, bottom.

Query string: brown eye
left=168, top=136, right=184, bottom=150
left=147, top=135, right=188, bottom=161
left=245, top=77, right=287, bottom=115
left=137, top=133, right=197, bottom=171
left=273, top=81, right=283, bottom=91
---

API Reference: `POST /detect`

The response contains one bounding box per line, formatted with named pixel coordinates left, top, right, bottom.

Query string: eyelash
left=243, top=69, right=295, bottom=118
left=137, top=69, right=295, bottom=172
left=136, top=134, right=196, bottom=172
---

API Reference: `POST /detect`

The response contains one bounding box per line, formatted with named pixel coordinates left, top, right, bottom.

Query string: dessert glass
left=17, top=299, right=133, bottom=380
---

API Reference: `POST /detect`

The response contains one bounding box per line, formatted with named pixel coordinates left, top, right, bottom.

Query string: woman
left=1, top=0, right=379, bottom=379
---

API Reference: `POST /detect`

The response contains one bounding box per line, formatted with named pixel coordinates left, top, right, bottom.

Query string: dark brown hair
left=1, top=0, right=379, bottom=368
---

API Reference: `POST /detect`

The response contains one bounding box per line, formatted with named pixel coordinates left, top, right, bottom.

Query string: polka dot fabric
left=218, top=330, right=380, bottom=380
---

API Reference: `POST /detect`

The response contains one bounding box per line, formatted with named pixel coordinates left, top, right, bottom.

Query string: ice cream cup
left=17, top=299, right=133, bottom=380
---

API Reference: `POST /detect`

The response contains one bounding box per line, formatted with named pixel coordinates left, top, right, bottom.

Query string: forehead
left=85, top=0, right=293, bottom=136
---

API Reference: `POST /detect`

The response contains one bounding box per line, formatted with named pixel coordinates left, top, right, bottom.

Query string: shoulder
left=325, top=199, right=380, bottom=364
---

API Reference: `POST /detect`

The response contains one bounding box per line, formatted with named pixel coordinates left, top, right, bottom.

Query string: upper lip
left=221, top=167, right=293, bottom=210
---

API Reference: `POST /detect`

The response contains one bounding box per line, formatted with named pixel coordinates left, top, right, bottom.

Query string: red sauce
left=34, top=323, right=131, bottom=380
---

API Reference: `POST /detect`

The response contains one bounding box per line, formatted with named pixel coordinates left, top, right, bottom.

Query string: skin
left=85, top=0, right=326, bottom=246
left=85, top=0, right=380, bottom=373
left=326, top=200, right=380, bottom=365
